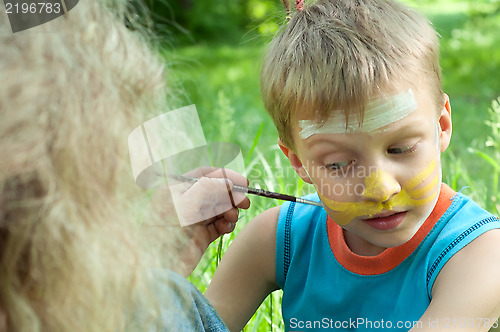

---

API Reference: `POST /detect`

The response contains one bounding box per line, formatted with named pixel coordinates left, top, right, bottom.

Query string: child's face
left=282, top=85, right=452, bottom=251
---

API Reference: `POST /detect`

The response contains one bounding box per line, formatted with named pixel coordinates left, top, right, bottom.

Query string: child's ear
left=278, top=139, right=313, bottom=184
left=438, top=93, right=452, bottom=153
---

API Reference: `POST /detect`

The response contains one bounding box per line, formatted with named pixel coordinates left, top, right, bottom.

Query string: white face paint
left=298, top=89, right=419, bottom=139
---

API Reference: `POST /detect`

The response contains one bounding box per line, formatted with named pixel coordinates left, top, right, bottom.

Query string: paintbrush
left=168, top=174, right=323, bottom=207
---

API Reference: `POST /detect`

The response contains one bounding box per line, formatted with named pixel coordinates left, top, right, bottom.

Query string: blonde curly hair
left=0, top=1, right=188, bottom=331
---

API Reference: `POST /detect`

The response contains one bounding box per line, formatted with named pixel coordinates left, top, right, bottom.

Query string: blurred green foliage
left=163, top=0, right=500, bottom=175
left=155, top=0, right=500, bottom=330
left=140, top=0, right=500, bottom=44
left=137, top=0, right=284, bottom=43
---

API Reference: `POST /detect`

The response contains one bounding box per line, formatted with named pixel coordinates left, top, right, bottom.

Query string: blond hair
left=261, top=0, right=443, bottom=149
left=0, top=1, right=189, bottom=331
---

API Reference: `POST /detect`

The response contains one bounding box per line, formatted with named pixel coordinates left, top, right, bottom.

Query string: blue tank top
left=276, top=184, right=500, bottom=331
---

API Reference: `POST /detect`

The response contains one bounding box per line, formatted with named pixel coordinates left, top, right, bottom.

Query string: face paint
left=298, top=89, right=418, bottom=138
left=361, top=169, right=400, bottom=202
left=318, top=160, right=439, bottom=225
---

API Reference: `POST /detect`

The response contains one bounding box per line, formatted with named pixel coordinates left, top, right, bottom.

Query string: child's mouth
left=362, top=211, right=408, bottom=231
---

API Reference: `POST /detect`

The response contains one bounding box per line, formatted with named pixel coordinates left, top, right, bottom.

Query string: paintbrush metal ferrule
left=295, top=197, right=324, bottom=207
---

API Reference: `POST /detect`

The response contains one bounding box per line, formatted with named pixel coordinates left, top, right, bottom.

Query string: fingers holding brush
left=170, top=167, right=250, bottom=228
left=185, top=167, right=251, bottom=210
left=170, top=168, right=249, bottom=277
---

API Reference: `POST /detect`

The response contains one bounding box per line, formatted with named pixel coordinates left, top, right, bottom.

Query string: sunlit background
left=135, top=1, right=500, bottom=330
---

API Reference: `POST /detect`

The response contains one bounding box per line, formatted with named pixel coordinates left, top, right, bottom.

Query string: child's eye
left=325, top=160, right=352, bottom=170
left=387, top=143, right=419, bottom=155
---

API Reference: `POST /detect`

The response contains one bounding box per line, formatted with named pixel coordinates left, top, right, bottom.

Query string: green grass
left=166, top=1, right=500, bottom=330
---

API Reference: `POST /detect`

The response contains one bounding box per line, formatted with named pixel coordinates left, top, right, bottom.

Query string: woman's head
left=0, top=1, right=183, bottom=331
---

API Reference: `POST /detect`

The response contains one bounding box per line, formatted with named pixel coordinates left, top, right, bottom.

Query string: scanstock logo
left=3, top=0, right=79, bottom=33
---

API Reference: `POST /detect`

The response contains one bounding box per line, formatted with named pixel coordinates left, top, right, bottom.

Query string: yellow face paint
left=361, top=169, right=400, bottom=202
left=318, top=160, right=438, bottom=225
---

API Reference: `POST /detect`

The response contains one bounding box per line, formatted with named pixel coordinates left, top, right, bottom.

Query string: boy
left=205, top=0, right=500, bottom=331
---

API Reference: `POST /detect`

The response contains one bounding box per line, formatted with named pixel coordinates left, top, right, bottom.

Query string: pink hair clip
left=295, top=0, right=304, bottom=12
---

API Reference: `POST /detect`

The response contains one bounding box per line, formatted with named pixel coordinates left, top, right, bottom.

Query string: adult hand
left=153, top=167, right=251, bottom=276
left=170, top=167, right=250, bottom=228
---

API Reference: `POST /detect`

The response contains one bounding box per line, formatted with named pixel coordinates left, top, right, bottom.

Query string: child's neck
left=343, top=229, right=387, bottom=256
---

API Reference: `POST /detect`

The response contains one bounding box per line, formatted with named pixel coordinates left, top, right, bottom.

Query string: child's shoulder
left=230, top=205, right=282, bottom=263
left=426, top=189, right=500, bottom=293
left=205, top=206, right=282, bottom=330
left=426, top=228, right=500, bottom=324
left=247, top=205, right=282, bottom=234
left=448, top=190, right=496, bottom=220
left=431, top=190, right=499, bottom=242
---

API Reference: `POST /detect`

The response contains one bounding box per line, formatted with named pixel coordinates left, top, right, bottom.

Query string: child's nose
left=361, top=169, right=401, bottom=203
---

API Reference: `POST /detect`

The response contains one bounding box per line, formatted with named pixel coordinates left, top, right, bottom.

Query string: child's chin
left=380, top=237, right=412, bottom=249
left=367, top=229, right=418, bottom=249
